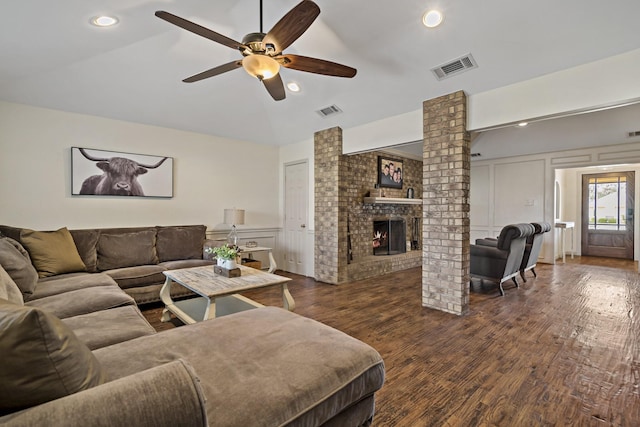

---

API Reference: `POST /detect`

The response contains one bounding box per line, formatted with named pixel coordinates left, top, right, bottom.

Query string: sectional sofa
left=0, top=227, right=385, bottom=426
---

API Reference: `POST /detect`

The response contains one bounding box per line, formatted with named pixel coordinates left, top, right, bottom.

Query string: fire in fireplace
left=373, top=218, right=406, bottom=255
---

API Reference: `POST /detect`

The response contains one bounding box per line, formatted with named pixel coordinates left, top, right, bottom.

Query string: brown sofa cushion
left=69, top=229, right=100, bottom=273
left=156, top=225, right=206, bottom=262
left=103, top=265, right=167, bottom=289
left=0, top=237, right=38, bottom=299
left=0, top=300, right=108, bottom=414
left=26, top=286, right=135, bottom=319
left=0, top=265, right=24, bottom=305
left=62, top=305, right=156, bottom=350
left=97, top=230, right=158, bottom=271
left=20, top=228, right=87, bottom=278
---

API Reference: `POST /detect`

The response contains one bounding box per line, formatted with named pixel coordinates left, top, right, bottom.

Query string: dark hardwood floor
left=142, top=257, right=640, bottom=426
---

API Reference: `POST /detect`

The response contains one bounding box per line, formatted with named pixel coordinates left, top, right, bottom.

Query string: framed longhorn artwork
left=71, top=147, right=174, bottom=198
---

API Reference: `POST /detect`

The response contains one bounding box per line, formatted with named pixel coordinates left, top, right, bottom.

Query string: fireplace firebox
left=373, top=218, right=406, bottom=255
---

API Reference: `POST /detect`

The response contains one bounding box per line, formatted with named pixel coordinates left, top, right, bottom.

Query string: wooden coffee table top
left=163, top=265, right=291, bottom=298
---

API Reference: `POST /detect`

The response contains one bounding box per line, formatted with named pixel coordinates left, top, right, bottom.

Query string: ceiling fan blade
left=263, top=1, right=320, bottom=54
left=183, top=61, right=242, bottom=83
left=263, top=73, right=286, bottom=101
left=155, top=11, right=245, bottom=50
left=280, top=54, right=357, bottom=78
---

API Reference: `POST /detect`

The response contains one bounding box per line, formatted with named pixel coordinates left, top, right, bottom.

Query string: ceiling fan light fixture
left=422, top=10, right=443, bottom=28
left=242, top=55, right=280, bottom=80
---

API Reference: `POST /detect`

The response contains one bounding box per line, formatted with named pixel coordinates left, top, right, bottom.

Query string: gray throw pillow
left=0, top=238, right=38, bottom=299
left=0, top=300, right=108, bottom=413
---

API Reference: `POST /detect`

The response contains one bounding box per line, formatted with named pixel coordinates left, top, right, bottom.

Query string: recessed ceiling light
left=422, top=10, right=443, bottom=28
left=90, top=16, right=119, bottom=27
left=517, top=122, right=529, bottom=127
left=287, top=82, right=300, bottom=92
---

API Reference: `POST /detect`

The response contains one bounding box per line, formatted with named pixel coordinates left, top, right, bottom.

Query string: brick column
left=422, top=91, right=470, bottom=315
left=314, top=127, right=348, bottom=284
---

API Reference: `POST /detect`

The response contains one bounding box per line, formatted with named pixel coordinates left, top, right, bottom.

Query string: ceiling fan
left=155, top=0, right=357, bottom=101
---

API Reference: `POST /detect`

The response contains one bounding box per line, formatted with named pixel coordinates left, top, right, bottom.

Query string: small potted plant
left=209, top=244, right=239, bottom=269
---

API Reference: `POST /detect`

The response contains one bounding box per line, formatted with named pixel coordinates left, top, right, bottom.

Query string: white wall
left=0, top=101, right=280, bottom=232
left=468, top=48, right=640, bottom=130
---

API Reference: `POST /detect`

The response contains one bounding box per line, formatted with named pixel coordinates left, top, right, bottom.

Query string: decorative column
left=314, top=127, right=348, bottom=284
left=422, top=91, right=471, bottom=315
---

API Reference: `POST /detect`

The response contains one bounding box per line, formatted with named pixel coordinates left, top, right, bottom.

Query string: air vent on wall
left=431, top=54, right=478, bottom=80
left=629, top=130, right=640, bottom=138
left=316, top=104, right=343, bottom=118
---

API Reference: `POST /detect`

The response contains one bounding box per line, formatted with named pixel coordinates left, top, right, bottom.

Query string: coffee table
left=159, top=265, right=294, bottom=325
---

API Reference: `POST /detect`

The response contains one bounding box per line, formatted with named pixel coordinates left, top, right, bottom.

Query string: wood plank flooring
left=142, top=257, right=640, bottom=426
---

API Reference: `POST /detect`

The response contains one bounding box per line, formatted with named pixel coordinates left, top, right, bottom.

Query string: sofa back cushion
left=97, top=230, right=158, bottom=271
left=69, top=229, right=100, bottom=273
left=0, top=237, right=38, bottom=299
left=20, top=228, right=87, bottom=278
left=0, top=264, right=24, bottom=305
left=156, top=225, right=206, bottom=262
left=0, top=299, right=108, bottom=414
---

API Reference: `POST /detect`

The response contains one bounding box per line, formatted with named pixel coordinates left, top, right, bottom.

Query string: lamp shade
left=242, top=55, right=280, bottom=80
left=224, top=209, right=245, bottom=226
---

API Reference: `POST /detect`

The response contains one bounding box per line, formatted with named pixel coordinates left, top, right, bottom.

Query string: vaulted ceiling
left=1, top=0, right=639, bottom=146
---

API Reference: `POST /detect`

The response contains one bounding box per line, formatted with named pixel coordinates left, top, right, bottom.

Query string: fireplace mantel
left=363, top=197, right=422, bottom=205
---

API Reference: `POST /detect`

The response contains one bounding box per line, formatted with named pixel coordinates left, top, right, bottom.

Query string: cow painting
left=76, top=148, right=170, bottom=196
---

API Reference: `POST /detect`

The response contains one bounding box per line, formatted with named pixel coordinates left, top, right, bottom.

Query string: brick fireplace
left=314, top=132, right=422, bottom=283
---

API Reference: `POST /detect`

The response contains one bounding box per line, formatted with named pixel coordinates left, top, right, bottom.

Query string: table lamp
left=224, top=208, right=245, bottom=246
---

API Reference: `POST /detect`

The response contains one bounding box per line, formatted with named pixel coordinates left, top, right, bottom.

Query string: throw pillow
left=0, top=300, right=108, bottom=413
left=20, top=228, right=87, bottom=278
left=156, top=225, right=206, bottom=262
left=97, top=230, right=158, bottom=271
left=0, top=237, right=38, bottom=299
left=0, top=264, right=24, bottom=305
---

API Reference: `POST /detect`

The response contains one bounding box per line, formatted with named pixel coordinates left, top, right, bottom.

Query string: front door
left=581, top=171, right=634, bottom=259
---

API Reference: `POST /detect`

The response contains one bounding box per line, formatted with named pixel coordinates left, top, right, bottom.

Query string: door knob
left=301, top=224, right=306, bottom=228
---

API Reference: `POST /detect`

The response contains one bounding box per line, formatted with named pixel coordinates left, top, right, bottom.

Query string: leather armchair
left=519, top=221, right=552, bottom=281
left=470, top=223, right=535, bottom=296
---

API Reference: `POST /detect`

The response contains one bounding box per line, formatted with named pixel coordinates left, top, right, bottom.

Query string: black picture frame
left=71, top=147, right=173, bottom=198
left=377, top=156, right=403, bottom=189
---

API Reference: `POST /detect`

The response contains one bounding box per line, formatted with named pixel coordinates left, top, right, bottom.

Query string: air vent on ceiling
left=316, top=104, right=343, bottom=118
left=431, top=54, right=478, bottom=80
left=471, top=152, right=482, bottom=158
left=629, top=130, right=640, bottom=138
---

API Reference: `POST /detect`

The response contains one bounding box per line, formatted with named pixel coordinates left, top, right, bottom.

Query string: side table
left=238, top=245, right=277, bottom=273
left=555, top=221, right=575, bottom=263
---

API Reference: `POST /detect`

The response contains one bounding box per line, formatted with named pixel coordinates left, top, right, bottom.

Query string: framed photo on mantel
left=377, top=156, right=403, bottom=189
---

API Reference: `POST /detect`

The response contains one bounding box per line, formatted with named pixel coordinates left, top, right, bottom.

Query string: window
left=587, top=175, right=627, bottom=230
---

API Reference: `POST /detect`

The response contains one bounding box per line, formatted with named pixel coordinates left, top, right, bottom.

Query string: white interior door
left=284, top=161, right=308, bottom=275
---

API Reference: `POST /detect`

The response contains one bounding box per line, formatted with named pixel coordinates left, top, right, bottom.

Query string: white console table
left=555, top=221, right=575, bottom=263
left=238, top=246, right=277, bottom=273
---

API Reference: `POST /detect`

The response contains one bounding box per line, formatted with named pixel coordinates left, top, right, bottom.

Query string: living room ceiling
left=1, top=0, right=639, bottom=146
